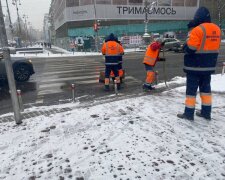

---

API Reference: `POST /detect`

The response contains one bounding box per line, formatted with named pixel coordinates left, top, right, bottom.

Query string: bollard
left=222, top=62, right=225, bottom=76
left=48, top=52, right=49, bottom=56
left=114, top=80, right=118, bottom=95
left=17, top=90, right=24, bottom=112
left=71, top=84, right=75, bottom=102
left=155, top=71, right=158, bottom=85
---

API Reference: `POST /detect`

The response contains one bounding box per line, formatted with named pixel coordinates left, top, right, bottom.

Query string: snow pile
left=11, top=50, right=102, bottom=58
left=0, top=74, right=225, bottom=179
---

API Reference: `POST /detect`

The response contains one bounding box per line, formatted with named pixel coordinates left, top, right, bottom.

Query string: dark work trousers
left=118, top=56, right=123, bottom=69
left=105, top=65, right=119, bottom=78
left=118, top=62, right=122, bottom=70
left=185, top=73, right=212, bottom=118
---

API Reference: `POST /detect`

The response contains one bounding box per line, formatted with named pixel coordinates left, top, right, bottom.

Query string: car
left=172, top=42, right=185, bottom=53
left=0, top=54, right=35, bottom=82
left=163, top=38, right=181, bottom=51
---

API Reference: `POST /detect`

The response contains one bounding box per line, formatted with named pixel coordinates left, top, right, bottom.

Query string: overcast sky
left=2, top=0, right=51, bottom=30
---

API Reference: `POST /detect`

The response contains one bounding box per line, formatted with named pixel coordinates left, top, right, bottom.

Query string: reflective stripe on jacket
left=101, top=41, right=124, bottom=66
left=143, top=42, right=161, bottom=66
left=184, top=23, right=221, bottom=74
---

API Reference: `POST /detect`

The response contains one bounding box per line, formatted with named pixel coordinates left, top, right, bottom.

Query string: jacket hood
left=187, top=20, right=199, bottom=30
left=105, top=33, right=118, bottom=42
left=193, top=7, right=211, bottom=25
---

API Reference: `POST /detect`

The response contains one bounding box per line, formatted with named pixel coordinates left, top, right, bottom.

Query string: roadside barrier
left=222, top=62, right=225, bottom=76
left=114, top=80, right=118, bottom=95
left=71, top=84, right=75, bottom=102
left=17, top=90, right=24, bottom=112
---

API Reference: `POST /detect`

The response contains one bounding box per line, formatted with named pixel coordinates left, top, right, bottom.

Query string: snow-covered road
left=0, top=75, right=225, bottom=180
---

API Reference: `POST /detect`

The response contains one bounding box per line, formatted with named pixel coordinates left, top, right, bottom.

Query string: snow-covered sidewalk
left=11, top=45, right=141, bottom=58
left=0, top=75, right=225, bottom=180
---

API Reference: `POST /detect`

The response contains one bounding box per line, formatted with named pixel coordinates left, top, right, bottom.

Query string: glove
left=158, top=57, right=166, bottom=62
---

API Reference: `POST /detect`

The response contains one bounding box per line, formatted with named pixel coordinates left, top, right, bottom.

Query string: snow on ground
left=0, top=74, right=225, bottom=180
left=11, top=44, right=143, bottom=58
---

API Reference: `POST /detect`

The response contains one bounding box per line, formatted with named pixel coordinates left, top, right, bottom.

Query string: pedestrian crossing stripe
left=36, top=59, right=142, bottom=98
left=41, top=68, right=105, bottom=76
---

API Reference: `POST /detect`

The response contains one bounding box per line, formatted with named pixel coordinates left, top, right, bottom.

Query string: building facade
left=48, top=0, right=224, bottom=49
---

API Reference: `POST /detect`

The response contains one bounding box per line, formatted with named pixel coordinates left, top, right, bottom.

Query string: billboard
left=55, top=0, right=199, bottom=30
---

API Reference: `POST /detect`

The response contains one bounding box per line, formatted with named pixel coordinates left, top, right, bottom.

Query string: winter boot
left=196, top=111, right=211, bottom=120
left=104, top=85, right=110, bottom=91
left=142, top=83, right=155, bottom=91
left=177, top=113, right=194, bottom=121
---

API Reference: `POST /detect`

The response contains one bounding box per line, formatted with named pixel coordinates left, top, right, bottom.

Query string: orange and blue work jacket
left=184, top=22, right=221, bottom=75
left=102, top=41, right=124, bottom=66
left=143, top=42, right=161, bottom=66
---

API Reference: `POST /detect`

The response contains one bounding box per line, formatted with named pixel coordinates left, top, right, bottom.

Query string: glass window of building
left=158, top=0, right=171, bottom=6
left=185, top=0, right=197, bottom=7
left=96, top=0, right=111, bottom=4
left=80, top=0, right=93, bottom=5
left=172, top=0, right=184, bottom=6
left=112, top=0, right=127, bottom=5
left=129, top=0, right=143, bottom=5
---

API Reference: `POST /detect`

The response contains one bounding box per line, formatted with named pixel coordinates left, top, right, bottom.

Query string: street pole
left=23, top=14, right=29, bottom=46
left=12, top=0, right=22, bottom=46
left=143, top=1, right=156, bottom=44
left=144, top=0, right=148, bottom=36
left=5, top=0, right=14, bottom=40
left=15, top=0, right=22, bottom=36
left=93, top=0, right=98, bottom=52
left=0, top=1, right=22, bottom=124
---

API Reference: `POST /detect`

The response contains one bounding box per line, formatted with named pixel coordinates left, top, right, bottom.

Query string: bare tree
left=217, top=0, right=225, bottom=29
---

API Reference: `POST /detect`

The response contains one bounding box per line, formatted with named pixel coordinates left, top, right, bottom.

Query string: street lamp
left=143, top=0, right=156, bottom=39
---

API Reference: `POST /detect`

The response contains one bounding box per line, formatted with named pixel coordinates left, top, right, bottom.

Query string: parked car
left=172, top=42, right=185, bottom=53
left=0, top=54, right=35, bottom=82
left=163, top=38, right=181, bottom=51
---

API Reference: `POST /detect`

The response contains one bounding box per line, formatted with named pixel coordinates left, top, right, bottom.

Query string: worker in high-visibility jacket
left=110, top=40, right=124, bottom=81
left=143, top=39, right=165, bottom=90
left=177, top=7, right=221, bottom=121
left=102, top=33, right=124, bottom=91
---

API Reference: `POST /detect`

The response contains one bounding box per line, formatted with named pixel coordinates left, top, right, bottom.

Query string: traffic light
left=94, top=20, right=101, bottom=32
left=94, top=23, right=98, bottom=32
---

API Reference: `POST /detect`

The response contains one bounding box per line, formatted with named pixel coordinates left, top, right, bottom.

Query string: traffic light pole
left=93, top=0, right=99, bottom=52
left=0, top=1, right=22, bottom=124
left=95, top=27, right=99, bottom=52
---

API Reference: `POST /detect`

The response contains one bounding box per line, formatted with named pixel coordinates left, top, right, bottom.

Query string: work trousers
left=184, top=73, right=212, bottom=118
left=105, top=65, right=119, bottom=85
left=145, top=64, right=155, bottom=85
